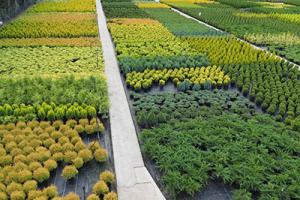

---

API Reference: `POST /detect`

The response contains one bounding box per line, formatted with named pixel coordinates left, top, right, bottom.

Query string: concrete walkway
left=95, top=1, right=166, bottom=200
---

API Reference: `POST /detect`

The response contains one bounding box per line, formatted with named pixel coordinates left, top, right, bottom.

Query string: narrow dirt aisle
left=95, top=0, right=165, bottom=199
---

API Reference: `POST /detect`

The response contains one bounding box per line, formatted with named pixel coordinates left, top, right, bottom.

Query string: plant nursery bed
left=42, top=119, right=115, bottom=198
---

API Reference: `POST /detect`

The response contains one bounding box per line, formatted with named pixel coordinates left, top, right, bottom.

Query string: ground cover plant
left=162, top=0, right=300, bottom=64
left=0, top=37, right=100, bottom=47
left=0, top=0, right=114, bottom=198
left=142, top=7, right=223, bottom=36
left=119, top=55, right=210, bottom=74
left=0, top=119, right=114, bottom=199
left=141, top=112, right=300, bottom=198
left=108, top=18, right=205, bottom=63
left=103, top=2, right=149, bottom=19
left=0, top=12, right=98, bottom=38
left=184, top=36, right=280, bottom=65
left=28, top=0, right=96, bottom=13
left=0, top=46, right=102, bottom=76
left=131, top=90, right=257, bottom=128
left=126, top=66, right=230, bottom=91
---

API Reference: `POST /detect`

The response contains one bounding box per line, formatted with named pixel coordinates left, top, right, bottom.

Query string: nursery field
left=0, top=0, right=116, bottom=199
left=104, top=0, right=300, bottom=199
left=161, top=0, right=300, bottom=64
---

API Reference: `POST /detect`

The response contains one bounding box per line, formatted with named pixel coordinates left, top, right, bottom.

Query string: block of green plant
left=0, top=13, right=98, bottom=38
left=119, top=55, right=210, bottom=74
left=0, top=76, right=109, bottom=113
left=126, top=66, right=230, bottom=91
left=28, top=0, right=96, bottom=13
left=0, top=46, right=103, bottom=76
left=141, top=113, right=300, bottom=198
left=103, top=2, right=149, bottom=18
left=131, top=89, right=257, bottom=128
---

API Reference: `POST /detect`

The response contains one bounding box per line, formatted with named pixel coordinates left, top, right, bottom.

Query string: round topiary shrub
left=50, top=131, right=63, bottom=141
left=64, top=151, right=77, bottom=163
left=74, top=141, right=85, bottom=152
left=23, top=180, right=37, bottom=193
left=0, top=192, right=7, bottom=200
left=62, top=165, right=78, bottom=180
left=74, top=125, right=84, bottom=134
left=63, top=192, right=80, bottom=200
left=78, top=149, right=93, bottom=163
left=52, top=120, right=63, bottom=130
left=43, top=159, right=58, bottom=171
left=72, top=157, right=84, bottom=169
left=62, top=143, right=75, bottom=152
left=85, top=125, right=95, bottom=135
left=103, top=192, right=118, bottom=200
left=0, top=183, right=6, bottom=192
left=27, top=190, right=43, bottom=200
left=43, top=185, right=58, bottom=198
left=29, top=162, right=42, bottom=171
left=18, top=170, right=32, bottom=183
left=88, top=141, right=101, bottom=153
left=49, top=143, right=63, bottom=154
left=70, top=136, right=82, bottom=145
left=6, top=182, right=23, bottom=195
left=87, top=194, right=100, bottom=200
left=33, top=167, right=50, bottom=183
left=94, top=148, right=108, bottom=163
left=52, top=153, right=64, bottom=162
left=100, top=171, right=115, bottom=184
left=66, top=120, right=77, bottom=129
left=58, top=136, right=70, bottom=145
left=10, top=191, right=25, bottom=200
left=92, top=181, right=109, bottom=196
left=79, top=119, right=89, bottom=127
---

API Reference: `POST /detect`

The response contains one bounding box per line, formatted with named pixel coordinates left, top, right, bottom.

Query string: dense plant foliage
left=141, top=113, right=300, bottom=198
left=119, top=55, right=210, bottom=74
left=143, top=7, right=224, bottom=36
left=224, top=62, right=300, bottom=122
left=0, top=119, right=107, bottom=199
left=126, top=66, right=230, bottom=91
left=0, top=37, right=100, bottom=47
left=131, top=90, right=257, bottom=128
left=103, top=2, right=149, bottom=18
left=28, top=0, right=96, bottom=13
left=0, top=76, right=109, bottom=113
left=164, top=0, right=300, bottom=64
left=0, top=46, right=102, bottom=76
left=184, top=36, right=280, bottom=65
left=0, top=103, right=101, bottom=124
left=0, top=13, right=98, bottom=38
